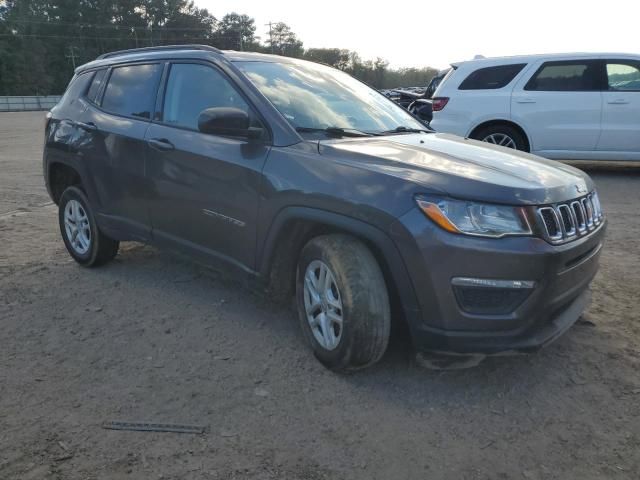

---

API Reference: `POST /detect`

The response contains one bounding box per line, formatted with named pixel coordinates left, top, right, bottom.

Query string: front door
left=145, top=62, right=270, bottom=271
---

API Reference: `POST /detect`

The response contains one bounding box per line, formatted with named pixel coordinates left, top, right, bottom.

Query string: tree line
left=0, top=0, right=439, bottom=95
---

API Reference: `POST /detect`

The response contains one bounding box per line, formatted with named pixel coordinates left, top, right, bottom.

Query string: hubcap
left=63, top=199, right=91, bottom=255
left=303, top=260, right=343, bottom=350
left=482, top=133, right=517, bottom=149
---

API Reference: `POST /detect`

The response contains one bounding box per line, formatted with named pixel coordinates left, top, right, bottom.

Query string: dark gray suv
left=44, top=45, right=605, bottom=371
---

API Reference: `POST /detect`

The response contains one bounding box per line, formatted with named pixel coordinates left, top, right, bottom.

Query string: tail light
left=432, top=97, right=449, bottom=112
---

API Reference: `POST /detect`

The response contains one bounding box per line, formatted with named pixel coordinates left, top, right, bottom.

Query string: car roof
left=75, top=44, right=309, bottom=74
left=451, top=52, right=640, bottom=68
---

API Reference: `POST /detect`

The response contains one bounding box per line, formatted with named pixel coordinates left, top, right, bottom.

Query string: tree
left=304, top=48, right=350, bottom=70
left=266, top=22, right=302, bottom=57
left=0, top=1, right=437, bottom=95
left=214, top=13, right=257, bottom=51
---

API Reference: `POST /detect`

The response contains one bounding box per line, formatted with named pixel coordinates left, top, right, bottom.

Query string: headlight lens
left=416, top=196, right=532, bottom=238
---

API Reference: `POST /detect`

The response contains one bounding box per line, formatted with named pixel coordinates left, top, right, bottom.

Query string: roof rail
left=97, top=44, right=222, bottom=60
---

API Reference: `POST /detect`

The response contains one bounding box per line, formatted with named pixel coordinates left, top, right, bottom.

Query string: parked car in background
left=406, top=69, right=451, bottom=123
left=430, top=53, right=640, bottom=160
left=45, top=45, right=605, bottom=372
left=388, top=69, right=451, bottom=124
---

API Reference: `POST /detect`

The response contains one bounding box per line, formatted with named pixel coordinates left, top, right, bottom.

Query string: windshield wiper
left=378, top=126, right=433, bottom=135
left=295, top=126, right=377, bottom=138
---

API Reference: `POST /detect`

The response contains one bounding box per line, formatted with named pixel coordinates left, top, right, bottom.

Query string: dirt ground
left=1, top=112, right=639, bottom=480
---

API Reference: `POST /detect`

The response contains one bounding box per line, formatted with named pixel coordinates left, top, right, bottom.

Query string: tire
left=472, top=124, right=528, bottom=151
left=58, top=186, right=119, bottom=267
left=296, top=234, right=391, bottom=372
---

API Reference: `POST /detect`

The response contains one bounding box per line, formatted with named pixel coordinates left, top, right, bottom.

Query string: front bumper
left=392, top=208, right=605, bottom=354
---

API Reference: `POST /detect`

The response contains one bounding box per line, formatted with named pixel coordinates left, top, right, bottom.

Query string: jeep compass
left=43, top=45, right=606, bottom=371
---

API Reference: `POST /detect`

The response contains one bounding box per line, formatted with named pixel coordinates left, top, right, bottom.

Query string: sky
left=200, top=0, right=639, bottom=69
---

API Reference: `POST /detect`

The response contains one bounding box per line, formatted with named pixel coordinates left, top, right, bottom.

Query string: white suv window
left=458, top=64, right=526, bottom=90
left=606, top=62, right=640, bottom=91
left=524, top=61, right=601, bottom=91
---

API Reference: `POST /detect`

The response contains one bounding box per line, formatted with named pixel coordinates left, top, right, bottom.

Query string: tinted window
left=162, top=63, right=250, bottom=131
left=102, top=64, right=162, bottom=119
left=459, top=64, right=526, bottom=90
left=86, top=69, right=107, bottom=103
left=525, top=61, right=601, bottom=91
left=607, top=61, right=640, bottom=91
left=58, top=72, right=92, bottom=109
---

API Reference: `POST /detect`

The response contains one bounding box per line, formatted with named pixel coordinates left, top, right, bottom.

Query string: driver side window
left=162, top=63, right=250, bottom=131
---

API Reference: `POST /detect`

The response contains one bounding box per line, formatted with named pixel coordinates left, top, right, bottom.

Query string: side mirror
left=197, top=107, right=263, bottom=139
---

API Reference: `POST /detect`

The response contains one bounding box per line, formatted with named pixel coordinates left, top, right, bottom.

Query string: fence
left=0, top=96, right=61, bottom=112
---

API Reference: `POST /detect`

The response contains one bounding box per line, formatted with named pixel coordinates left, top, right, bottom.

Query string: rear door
left=81, top=63, right=163, bottom=240
left=144, top=61, right=270, bottom=271
left=511, top=59, right=603, bottom=155
left=598, top=59, right=640, bottom=155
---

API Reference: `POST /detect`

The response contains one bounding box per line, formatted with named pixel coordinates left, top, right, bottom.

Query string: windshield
left=235, top=60, right=426, bottom=135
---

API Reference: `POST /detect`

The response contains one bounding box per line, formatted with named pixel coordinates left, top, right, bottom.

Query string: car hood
left=318, top=133, right=594, bottom=205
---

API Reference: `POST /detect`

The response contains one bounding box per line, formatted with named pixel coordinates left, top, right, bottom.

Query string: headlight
left=416, top=195, right=532, bottom=238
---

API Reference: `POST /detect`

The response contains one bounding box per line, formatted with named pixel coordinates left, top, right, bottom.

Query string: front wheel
left=296, top=234, right=391, bottom=372
left=58, top=186, right=119, bottom=267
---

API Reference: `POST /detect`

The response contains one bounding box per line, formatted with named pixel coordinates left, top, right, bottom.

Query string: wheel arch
left=258, top=207, right=421, bottom=328
left=468, top=119, right=531, bottom=152
left=47, top=161, right=83, bottom=204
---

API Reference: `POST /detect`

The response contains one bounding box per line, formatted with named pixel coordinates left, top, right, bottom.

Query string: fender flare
left=258, top=206, right=422, bottom=323
left=45, top=154, right=96, bottom=205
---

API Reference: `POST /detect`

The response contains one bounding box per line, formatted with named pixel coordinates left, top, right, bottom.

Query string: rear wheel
left=296, top=234, right=391, bottom=372
left=472, top=124, right=528, bottom=151
left=58, top=186, right=119, bottom=267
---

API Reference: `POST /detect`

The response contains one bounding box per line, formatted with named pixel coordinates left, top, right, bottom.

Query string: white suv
left=430, top=53, right=640, bottom=161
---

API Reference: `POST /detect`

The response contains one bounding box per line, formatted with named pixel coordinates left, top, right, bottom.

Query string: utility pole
left=265, top=22, right=274, bottom=54
left=131, top=27, right=139, bottom=48
left=65, top=46, right=79, bottom=70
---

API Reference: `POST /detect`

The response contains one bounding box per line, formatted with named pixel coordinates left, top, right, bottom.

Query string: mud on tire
left=296, top=234, right=391, bottom=372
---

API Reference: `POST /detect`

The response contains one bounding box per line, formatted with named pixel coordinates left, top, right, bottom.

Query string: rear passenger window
left=86, top=69, right=107, bottom=103
left=101, top=64, right=162, bottom=119
left=606, top=61, right=640, bottom=91
left=458, top=64, right=526, bottom=90
left=525, top=61, right=601, bottom=91
left=162, top=63, right=251, bottom=131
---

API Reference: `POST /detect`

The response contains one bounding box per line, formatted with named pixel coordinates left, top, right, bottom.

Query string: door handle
left=516, top=98, right=537, bottom=104
left=147, top=138, right=175, bottom=151
left=75, top=121, right=97, bottom=131
left=607, top=99, right=629, bottom=105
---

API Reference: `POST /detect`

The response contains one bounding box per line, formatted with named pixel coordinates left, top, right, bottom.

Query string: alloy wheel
left=303, top=260, right=344, bottom=350
left=63, top=199, right=92, bottom=255
left=482, top=133, right=517, bottom=149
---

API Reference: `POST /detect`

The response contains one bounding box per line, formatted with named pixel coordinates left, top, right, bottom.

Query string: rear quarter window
left=86, top=69, right=107, bottom=103
left=57, top=72, right=93, bottom=109
left=458, top=64, right=526, bottom=90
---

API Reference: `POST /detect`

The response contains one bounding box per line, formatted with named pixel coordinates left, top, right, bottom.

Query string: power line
left=0, top=33, right=241, bottom=41
left=5, top=18, right=218, bottom=32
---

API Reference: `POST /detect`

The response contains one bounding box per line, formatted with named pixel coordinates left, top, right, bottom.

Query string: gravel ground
left=1, top=112, right=639, bottom=480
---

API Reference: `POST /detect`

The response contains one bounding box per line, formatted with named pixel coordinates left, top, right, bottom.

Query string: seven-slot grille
left=537, top=192, right=603, bottom=243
